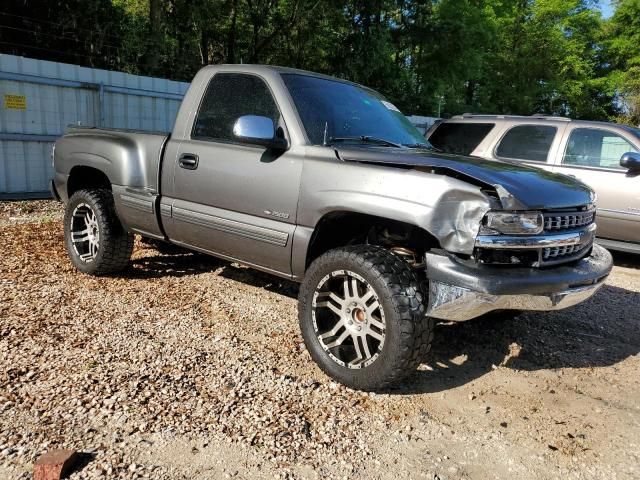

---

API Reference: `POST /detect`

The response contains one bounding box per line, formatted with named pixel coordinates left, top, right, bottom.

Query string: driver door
left=163, top=73, right=303, bottom=275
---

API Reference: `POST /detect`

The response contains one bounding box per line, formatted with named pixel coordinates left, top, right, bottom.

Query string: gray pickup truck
left=51, top=65, right=613, bottom=390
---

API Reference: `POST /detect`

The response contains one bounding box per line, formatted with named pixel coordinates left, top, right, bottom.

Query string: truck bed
left=53, top=125, right=169, bottom=239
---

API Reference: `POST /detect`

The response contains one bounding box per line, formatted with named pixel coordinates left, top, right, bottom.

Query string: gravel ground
left=1, top=200, right=639, bottom=480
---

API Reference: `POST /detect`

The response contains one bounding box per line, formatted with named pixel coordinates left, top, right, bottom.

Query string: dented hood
left=336, top=147, right=595, bottom=210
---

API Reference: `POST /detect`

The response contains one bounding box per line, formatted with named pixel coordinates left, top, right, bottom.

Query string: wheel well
left=67, top=166, right=111, bottom=198
left=306, top=212, right=440, bottom=268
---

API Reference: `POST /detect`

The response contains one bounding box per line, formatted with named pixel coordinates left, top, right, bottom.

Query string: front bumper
left=425, top=244, right=612, bottom=321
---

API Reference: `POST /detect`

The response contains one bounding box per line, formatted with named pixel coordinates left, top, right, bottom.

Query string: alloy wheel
left=70, top=203, right=100, bottom=263
left=311, top=270, right=386, bottom=369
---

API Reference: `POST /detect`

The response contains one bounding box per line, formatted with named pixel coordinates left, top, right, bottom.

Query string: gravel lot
left=1, top=200, right=639, bottom=480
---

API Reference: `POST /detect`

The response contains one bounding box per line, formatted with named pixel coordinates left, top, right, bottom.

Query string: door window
left=192, top=73, right=280, bottom=142
left=428, top=123, right=495, bottom=156
left=495, top=125, right=557, bottom=162
left=562, top=128, right=638, bottom=170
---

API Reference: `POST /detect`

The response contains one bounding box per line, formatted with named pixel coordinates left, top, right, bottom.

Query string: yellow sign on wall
left=4, top=94, right=27, bottom=110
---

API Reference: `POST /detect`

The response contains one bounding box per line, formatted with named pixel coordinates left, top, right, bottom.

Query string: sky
left=599, top=0, right=614, bottom=18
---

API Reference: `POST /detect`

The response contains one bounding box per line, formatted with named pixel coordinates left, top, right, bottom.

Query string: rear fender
left=54, top=128, right=168, bottom=238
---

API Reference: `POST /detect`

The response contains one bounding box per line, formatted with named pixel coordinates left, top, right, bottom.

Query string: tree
left=604, top=0, right=640, bottom=125
left=0, top=0, right=632, bottom=122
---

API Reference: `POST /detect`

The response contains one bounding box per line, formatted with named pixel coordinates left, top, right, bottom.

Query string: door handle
left=178, top=153, right=199, bottom=170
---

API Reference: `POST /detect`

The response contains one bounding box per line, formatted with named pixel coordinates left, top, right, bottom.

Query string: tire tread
left=64, top=188, right=133, bottom=275
left=299, top=245, right=434, bottom=390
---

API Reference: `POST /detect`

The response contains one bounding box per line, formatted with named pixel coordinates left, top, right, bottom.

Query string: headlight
left=480, top=211, right=544, bottom=235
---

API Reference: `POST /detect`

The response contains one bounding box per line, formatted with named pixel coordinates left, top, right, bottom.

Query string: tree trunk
left=227, top=0, right=238, bottom=63
left=200, top=31, right=209, bottom=65
left=147, top=0, right=163, bottom=73
left=466, top=80, right=476, bottom=107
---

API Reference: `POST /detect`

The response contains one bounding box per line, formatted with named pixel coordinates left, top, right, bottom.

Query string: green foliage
left=604, top=0, right=640, bottom=124
left=0, top=0, right=637, bottom=124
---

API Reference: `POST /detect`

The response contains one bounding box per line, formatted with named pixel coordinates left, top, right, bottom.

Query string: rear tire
left=64, top=188, right=134, bottom=275
left=298, top=245, right=434, bottom=391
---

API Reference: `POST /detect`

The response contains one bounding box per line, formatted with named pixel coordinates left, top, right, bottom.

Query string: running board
left=596, top=237, right=640, bottom=254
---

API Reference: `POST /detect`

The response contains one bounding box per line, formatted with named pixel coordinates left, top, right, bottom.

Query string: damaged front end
left=337, top=147, right=613, bottom=321
left=422, top=187, right=611, bottom=322
left=424, top=199, right=611, bottom=322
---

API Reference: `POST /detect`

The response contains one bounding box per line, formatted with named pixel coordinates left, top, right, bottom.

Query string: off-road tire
left=64, top=188, right=134, bottom=275
left=299, top=245, right=434, bottom=391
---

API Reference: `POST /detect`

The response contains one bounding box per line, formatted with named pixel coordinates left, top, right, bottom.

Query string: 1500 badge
left=264, top=209, right=290, bottom=219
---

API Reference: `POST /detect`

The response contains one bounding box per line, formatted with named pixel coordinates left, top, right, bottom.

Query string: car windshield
left=282, top=73, right=429, bottom=147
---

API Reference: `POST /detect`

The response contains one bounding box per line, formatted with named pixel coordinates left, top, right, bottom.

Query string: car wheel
left=298, top=245, right=434, bottom=391
left=64, top=188, right=134, bottom=275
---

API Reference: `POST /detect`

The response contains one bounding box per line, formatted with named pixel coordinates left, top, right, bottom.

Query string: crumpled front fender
left=298, top=152, right=495, bottom=256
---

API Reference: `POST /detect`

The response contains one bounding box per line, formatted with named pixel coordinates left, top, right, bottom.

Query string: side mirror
left=620, top=152, right=640, bottom=172
left=233, top=115, right=288, bottom=150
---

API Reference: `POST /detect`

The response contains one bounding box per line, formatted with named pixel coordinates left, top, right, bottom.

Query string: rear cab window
left=428, top=122, right=495, bottom=156
left=495, top=125, right=557, bottom=162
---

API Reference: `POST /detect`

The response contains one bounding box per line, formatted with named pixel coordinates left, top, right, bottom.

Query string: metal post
left=98, top=83, right=105, bottom=127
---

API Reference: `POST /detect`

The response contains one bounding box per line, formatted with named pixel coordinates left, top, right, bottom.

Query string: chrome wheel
left=70, top=203, right=100, bottom=263
left=312, top=270, right=386, bottom=369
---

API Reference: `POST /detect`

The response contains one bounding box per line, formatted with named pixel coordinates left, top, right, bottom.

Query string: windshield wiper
left=328, top=135, right=403, bottom=148
left=403, top=142, right=441, bottom=151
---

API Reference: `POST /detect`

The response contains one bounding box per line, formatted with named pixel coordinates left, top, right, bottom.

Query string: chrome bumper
left=425, top=244, right=613, bottom=322
left=427, top=279, right=605, bottom=321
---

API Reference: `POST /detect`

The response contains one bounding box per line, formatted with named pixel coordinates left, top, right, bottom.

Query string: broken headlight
left=480, top=211, right=544, bottom=235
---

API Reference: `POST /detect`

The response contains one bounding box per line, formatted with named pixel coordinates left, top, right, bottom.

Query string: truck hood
left=336, top=147, right=595, bottom=210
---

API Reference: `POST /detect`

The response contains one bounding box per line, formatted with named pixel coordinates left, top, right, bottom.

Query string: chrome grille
left=476, top=206, right=596, bottom=267
left=542, top=242, right=590, bottom=261
left=543, top=210, right=594, bottom=231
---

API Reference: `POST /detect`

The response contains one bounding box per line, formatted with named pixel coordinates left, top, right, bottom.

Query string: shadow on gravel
left=611, top=250, right=640, bottom=269
left=126, top=250, right=300, bottom=298
left=125, top=252, right=223, bottom=279
left=217, top=264, right=300, bottom=299
left=389, top=284, right=640, bottom=395
left=63, top=452, right=96, bottom=479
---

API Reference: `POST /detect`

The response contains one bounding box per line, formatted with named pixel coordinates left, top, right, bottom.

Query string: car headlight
left=480, top=211, right=544, bottom=235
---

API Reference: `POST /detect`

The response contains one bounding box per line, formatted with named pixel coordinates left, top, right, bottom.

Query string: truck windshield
left=282, top=73, right=429, bottom=148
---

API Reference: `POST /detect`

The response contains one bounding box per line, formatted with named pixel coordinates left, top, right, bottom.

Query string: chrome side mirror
left=620, top=152, right=640, bottom=172
left=233, top=115, right=288, bottom=150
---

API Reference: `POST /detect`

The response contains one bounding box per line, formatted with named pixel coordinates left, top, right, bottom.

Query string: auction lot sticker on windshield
left=381, top=100, right=400, bottom=112
left=4, top=94, right=27, bottom=110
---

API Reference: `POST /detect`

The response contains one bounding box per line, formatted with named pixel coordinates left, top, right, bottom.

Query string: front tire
left=298, top=245, right=433, bottom=391
left=64, top=188, right=134, bottom=275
